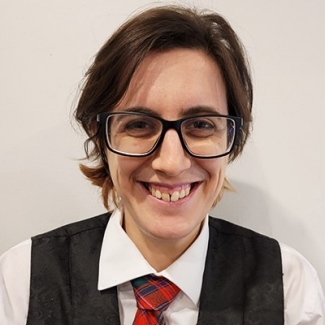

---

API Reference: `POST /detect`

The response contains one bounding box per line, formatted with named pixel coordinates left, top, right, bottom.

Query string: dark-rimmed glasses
left=97, top=112, right=242, bottom=159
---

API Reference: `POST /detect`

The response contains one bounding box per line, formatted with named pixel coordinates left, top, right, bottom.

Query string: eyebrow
left=119, top=105, right=225, bottom=117
left=181, top=105, right=225, bottom=116
left=120, top=106, right=159, bottom=116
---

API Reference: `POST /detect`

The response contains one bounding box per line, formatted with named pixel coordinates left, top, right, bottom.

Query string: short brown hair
left=74, top=5, right=253, bottom=210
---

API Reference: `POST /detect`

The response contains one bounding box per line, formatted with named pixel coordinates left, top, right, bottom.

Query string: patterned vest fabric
left=27, top=213, right=284, bottom=325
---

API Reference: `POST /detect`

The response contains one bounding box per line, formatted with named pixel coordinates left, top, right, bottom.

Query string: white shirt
left=0, top=209, right=324, bottom=325
left=99, top=209, right=208, bottom=325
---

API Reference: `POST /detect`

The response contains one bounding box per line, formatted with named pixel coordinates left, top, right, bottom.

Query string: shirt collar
left=98, top=208, right=209, bottom=306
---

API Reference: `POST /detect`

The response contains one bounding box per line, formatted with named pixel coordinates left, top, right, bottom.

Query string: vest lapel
left=70, top=225, right=121, bottom=325
left=197, top=218, right=284, bottom=325
left=197, top=222, right=244, bottom=324
left=28, top=214, right=121, bottom=325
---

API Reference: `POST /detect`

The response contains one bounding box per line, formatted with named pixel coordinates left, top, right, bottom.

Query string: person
left=0, top=5, right=324, bottom=325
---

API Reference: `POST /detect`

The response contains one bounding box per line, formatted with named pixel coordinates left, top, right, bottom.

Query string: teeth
left=155, top=189, right=162, bottom=199
left=170, top=191, right=180, bottom=202
left=161, top=193, right=170, bottom=202
left=149, top=185, right=192, bottom=202
left=179, top=189, right=185, bottom=199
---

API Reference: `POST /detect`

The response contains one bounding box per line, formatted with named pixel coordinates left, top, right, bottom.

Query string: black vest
left=27, top=213, right=284, bottom=324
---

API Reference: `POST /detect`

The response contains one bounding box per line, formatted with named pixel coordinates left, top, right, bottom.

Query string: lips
left=144, top=183, right=194, bottom=202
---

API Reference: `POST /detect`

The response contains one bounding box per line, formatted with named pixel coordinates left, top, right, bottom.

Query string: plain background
left=1, top=0, right=324, bottom=291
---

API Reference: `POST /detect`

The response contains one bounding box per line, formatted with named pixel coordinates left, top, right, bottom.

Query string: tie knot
left=131, top=274, right=180, bottom=312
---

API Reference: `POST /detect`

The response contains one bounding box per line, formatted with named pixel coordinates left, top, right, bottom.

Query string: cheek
left=203, top=157, right=228, bottom=190
left=107, top=153, right=141, bottom=192
left=107, top=153, right=125, bottom=191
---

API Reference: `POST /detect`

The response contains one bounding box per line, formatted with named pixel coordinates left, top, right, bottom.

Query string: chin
left=144, top=220, right=202, bottom=242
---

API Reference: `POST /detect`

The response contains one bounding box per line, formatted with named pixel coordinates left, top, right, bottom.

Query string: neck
left=136, top=236, right=197, bottom=272
left=123, top=220, right=201, bottom=272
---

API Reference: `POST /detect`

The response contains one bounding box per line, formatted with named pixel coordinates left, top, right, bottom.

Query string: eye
left=182, top=117, right=217, bottom=137
left=117, top=115, right=161, bottom=138
left=192, top=120, right=214, bottom=130
left=126, top=120, right=151, bottom=130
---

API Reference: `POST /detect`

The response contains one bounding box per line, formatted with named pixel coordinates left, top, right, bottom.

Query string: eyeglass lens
left=105, top=113, right=235, bottom=157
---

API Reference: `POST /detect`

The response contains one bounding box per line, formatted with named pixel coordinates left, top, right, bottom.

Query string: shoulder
left=30, top=212, right=113, bottom=274
left=208, top=216, right=278, bottom=243
left=208, top=217, right=281, bottom=263
left=32, top=212, right=112, bottom=241
left=0, top=239, right=31, bottom=278
left=208, top=217, right=325, bottom=321
left=280, top=242, right=319, bottom=279
left=0, top=239, right=31, bottom=324
left=280, top=243, right=325, bottom=323
left=0, top=213, right=113, bottom=324
left=0, top=211, right=112, bottom=270
left=207, top=217, right=282, bottom=279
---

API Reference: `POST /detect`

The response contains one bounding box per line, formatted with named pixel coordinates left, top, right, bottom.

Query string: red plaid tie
left=131, top=274, right=180, bottom=325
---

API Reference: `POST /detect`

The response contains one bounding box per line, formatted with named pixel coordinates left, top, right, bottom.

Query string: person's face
left=107, top=48, right=228, bottom=249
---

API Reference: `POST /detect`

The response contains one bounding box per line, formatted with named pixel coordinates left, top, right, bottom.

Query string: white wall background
left=1, top=0, right=324, bottom=290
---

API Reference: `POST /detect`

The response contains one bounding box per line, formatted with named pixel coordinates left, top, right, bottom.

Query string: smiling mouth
left=143, top=183, right=197, bottom=202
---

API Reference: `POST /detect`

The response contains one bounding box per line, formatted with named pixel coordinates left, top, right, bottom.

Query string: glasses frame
left=97, top=111, right=243, bottom=159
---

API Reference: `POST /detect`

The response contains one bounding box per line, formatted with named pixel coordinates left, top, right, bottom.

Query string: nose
left=151, top=129, right=191, bottom=176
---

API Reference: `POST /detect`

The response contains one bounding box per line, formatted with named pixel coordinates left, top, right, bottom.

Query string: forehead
left=115, top=48, right=228, bottom=117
